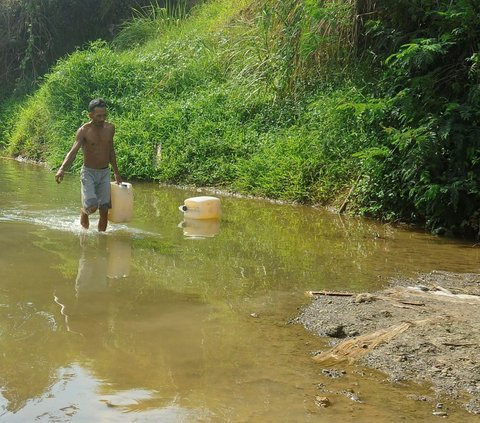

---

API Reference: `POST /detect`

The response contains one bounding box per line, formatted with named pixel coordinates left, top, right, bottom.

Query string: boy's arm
left=55, top=127, right=84, bottom=184
left=109, top=125, right=122, bottom=184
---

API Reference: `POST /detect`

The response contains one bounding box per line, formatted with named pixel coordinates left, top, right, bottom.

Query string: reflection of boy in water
left=54, top=234, right=132, bottom=335
left=55, top=98, right=122, bottom=232
left=75, top=236, right=108, bottom=299
left=54, top=235, right=110, bottom=336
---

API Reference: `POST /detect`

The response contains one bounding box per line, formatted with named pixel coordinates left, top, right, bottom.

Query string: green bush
left=351, top=0, right=480, bottom=235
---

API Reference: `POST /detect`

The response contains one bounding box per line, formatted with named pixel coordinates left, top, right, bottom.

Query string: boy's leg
left=97, top=168, right=112, bottom=232
left=98, top=208, right=108, bottom=232
left=80, top=167, right=99, bottom=230
left=80, top=205, right=98, bottom=229
left=80, top=209, right=89, bottom=229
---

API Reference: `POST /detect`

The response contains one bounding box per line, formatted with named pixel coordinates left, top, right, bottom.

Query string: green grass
left=3, top=0, right=372, bottom=206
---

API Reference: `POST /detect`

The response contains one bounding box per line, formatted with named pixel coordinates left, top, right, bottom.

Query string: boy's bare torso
left=79, top=121, right=115, bottom=169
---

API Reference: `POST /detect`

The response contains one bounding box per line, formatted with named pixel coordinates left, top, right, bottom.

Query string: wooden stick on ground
left=313, top=318, right=443, bottom=365
left=313, top=322, right=413, bottom=364
left=306, top=290, right=354, bottom=298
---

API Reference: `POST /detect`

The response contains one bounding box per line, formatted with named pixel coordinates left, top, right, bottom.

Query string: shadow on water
left=1, top=158, right=479, bottom=422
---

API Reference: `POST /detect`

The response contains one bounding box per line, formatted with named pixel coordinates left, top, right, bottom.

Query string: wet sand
left=294, top=270, right=480, bottom=415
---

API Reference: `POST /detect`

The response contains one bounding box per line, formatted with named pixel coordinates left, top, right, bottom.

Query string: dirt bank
left=294, top=271, right=480, bottom=415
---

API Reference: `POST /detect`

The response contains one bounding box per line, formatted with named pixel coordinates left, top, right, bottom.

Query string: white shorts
left=80, top=166, right=111, bottom=212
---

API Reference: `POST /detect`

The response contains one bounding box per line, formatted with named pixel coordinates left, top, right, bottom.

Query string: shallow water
left=0, top=158, right=479, bottom=422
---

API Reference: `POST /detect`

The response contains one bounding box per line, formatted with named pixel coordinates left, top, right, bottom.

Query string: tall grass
left=5, top=0, right=377, bottom=206
left=113, top=0, right=190, bottom=50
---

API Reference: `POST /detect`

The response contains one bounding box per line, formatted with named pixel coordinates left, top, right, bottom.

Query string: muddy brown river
left=1, top=158, right=479, bottom=422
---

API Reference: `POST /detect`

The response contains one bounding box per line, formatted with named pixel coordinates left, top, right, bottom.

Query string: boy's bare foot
left=98, top=208, right=108, bottom=232
left=80, top=209, right=89, bottom=229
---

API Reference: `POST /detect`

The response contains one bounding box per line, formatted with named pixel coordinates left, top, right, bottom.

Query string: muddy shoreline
left=294, top=271, right=480, bottom=415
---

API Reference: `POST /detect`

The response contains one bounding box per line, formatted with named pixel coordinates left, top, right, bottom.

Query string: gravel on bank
left=294, top=271, right=480, bottom=414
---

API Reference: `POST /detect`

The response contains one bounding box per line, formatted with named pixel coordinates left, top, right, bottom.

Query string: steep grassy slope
left=5, top=0, right=372, bottom=205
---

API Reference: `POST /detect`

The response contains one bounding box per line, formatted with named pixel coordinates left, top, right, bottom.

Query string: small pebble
left=314, top=396, right=330, bottom=408
left=432, top=411, right=448, bottom=417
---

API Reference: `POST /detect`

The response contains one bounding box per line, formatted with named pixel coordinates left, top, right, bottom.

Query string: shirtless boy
left=55, top=98, right=122, bottom=231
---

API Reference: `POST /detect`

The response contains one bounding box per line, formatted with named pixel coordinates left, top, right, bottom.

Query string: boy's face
left=89, top=107, right=107, bottom=126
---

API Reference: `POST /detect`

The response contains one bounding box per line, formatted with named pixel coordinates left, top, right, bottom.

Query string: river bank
left=294, top=270, right=480, bottom=415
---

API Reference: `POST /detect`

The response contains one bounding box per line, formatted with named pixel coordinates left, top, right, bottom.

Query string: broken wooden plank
left=442, top=342, right=477, bottom=348
left=306, top=290, right=354, bottom=298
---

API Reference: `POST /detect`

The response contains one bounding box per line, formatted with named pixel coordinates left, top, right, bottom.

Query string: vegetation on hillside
left=0, top=0, right=198, bottom=96
left=353, top=0, right=480, bottom=236
left=1, top=0, right=479, bottom=237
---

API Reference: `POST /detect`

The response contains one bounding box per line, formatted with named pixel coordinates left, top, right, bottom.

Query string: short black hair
left=88, top=98, right=106, bottom=112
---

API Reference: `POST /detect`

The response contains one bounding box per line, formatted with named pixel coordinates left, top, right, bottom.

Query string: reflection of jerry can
left=107, top=236, right=131, bottom=278
left=108, top=182, right=133, bottom=223
left=178, top=196, right=221, bottom=220
left=180, top=218, right=220, bottom=238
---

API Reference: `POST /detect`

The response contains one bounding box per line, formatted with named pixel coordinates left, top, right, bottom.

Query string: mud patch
left=294, top=270, right=480, bottom=414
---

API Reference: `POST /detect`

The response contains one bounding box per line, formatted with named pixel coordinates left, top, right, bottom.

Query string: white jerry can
left=178, top=196, right=221, bottom=220
left=108, top=182, right=134, bottom=223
